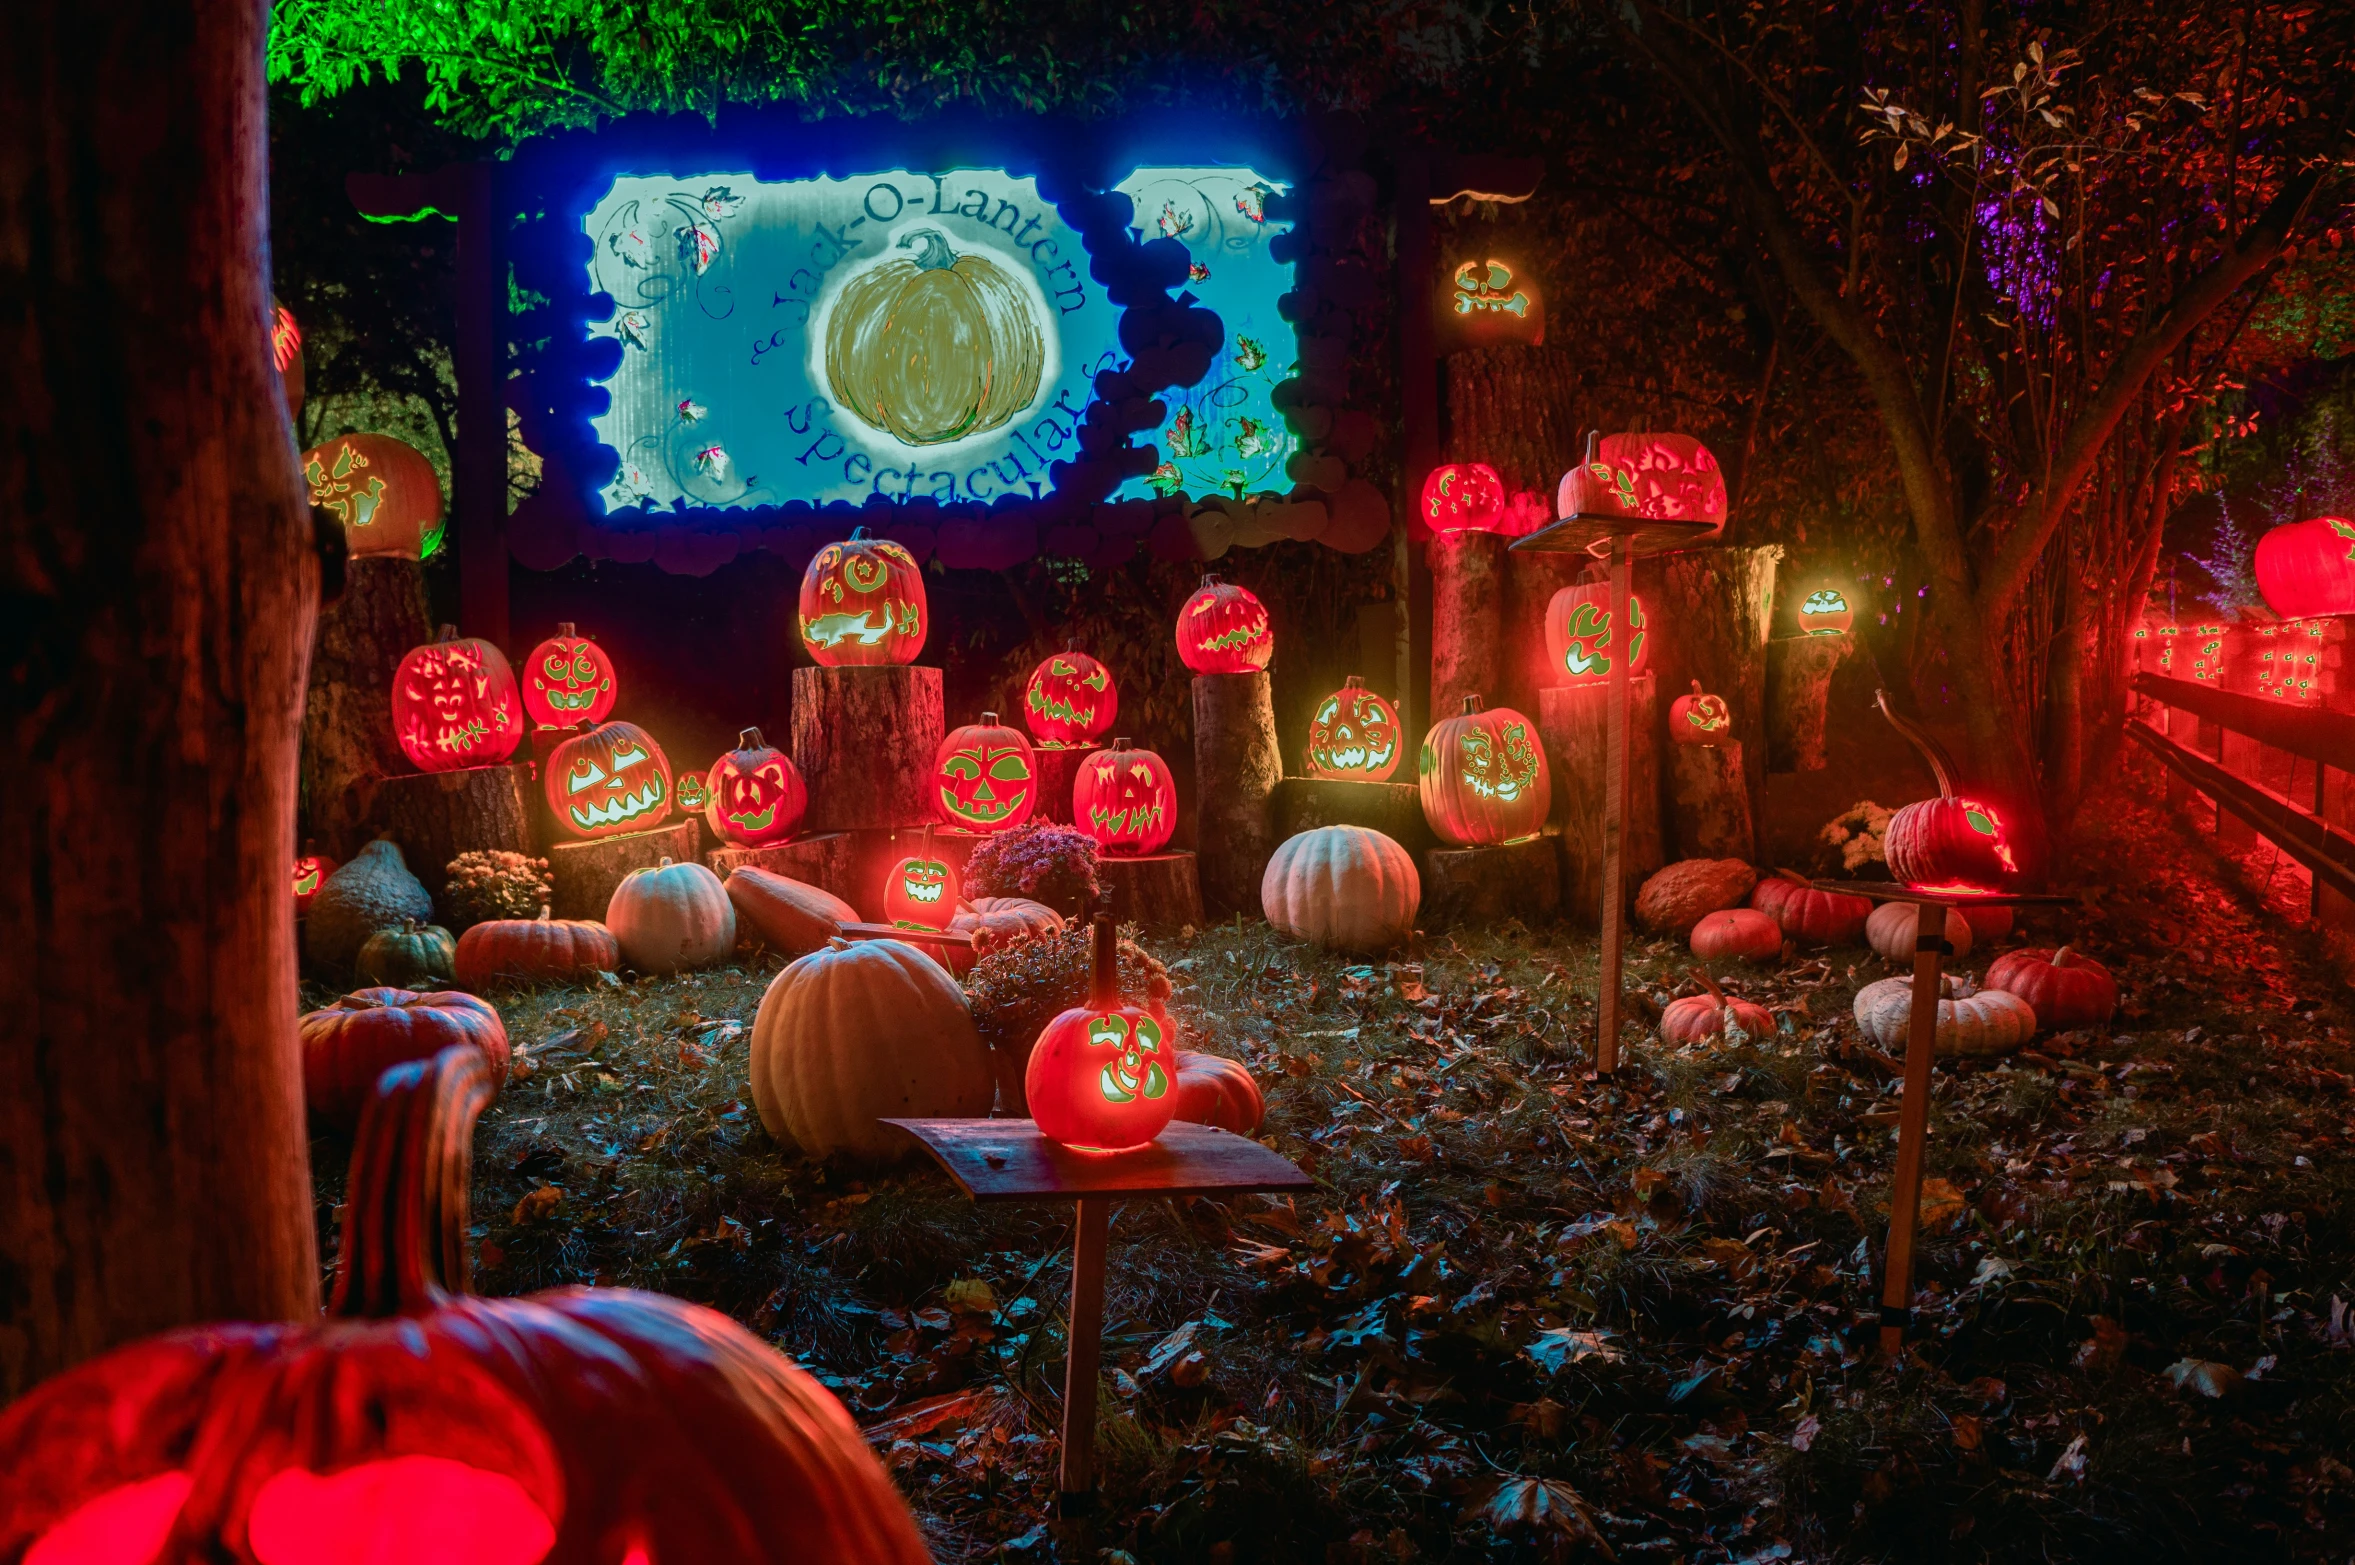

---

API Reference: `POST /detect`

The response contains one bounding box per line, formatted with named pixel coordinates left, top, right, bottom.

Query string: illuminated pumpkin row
left=392, top=626, right=524, bottom=773
left=1026, top=915, right=1179, bottom=1154
left=933, top=712, right=1036, bottom=834
left=1543, top=583, right=1648, bottom=685
left=1072, top=739, right=1177, bottom=856
left=1022, top=648, right=1118, bottom=747
left=798, top=528, right=927, bottom=667
left=544, top=720, right=672, bottom=839
left=1306, top=676, right=1401, bottom=782
left=521, top=622, right=618, bottom=729
left=703, top=727, right=806, bottom=848
left=1419, top=696, right=1551, bottom=847
left=1175, top=576, right=1273, bottom=674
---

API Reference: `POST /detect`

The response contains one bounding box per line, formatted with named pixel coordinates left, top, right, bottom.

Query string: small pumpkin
left=1026, top=915, right=1180, bottom=1154
left=1958, top=903, right=2014, bottom=943
left=1690, top=907, right=1782, bottom=964
left=292, top=843, right=337, bottom=915
left=1865, top=899, right=1974, bottom=964
left=453, top=908, right=620, bottom=988
left=1659, top=970, right=1774, bottom=1046
left=1668, top=680, right=1732, bottom=744
left=357, top=918, right=458, bottom=988
left=1420, top=462, right=1507, bottom=532
left=933, top=712, right=1038, bottom=834
left=885, top=826, right=960, bottom=932
left=1261, top=827, right=1421, bottom=952
left=1170, top=1050, right=1266, bottom=1135
left=607, top=857, right=736, bottom=975
left=1983, top=946, right=2118, bottom=1028
left=305, top=838, right=434, bottom=973
left=946, top=895, right=1065, bottom=975
left=1853, top=972, right=2037, bottom=1057
left=1175, top=575, right=1274, bottom=674
left=297, top=987, right=508, bottom=1128
left=705, top=727, right=807, bottom=848
left=726, top=868, right=859, bottom=959
left=1797, top=588, right=1854, bottom=635
left=749, top=937, right=994, bottom=1162
left=1418, top=695, right=1551, bottom=847
left=1748, top=871, right=1870, bottom=946
left=1876, top=690, right=2025, bottom=892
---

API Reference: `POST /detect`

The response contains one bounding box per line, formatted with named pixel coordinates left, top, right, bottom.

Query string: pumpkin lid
left=329, top=1044, right=496, bottom=1319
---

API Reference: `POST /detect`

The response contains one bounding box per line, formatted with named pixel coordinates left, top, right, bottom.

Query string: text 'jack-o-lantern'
left=1669, top=681, right=1732, bottom=744
left=798, top=528, right=927, bottom=667
left=1175, top=576, right=1274, bottom=675
left=885, top=827, right=961, bottom=931
left=1072, top=739, right=1177, bottom=856
left=1543, top=583, right=1649, bottom=685
left=1419, top=696, right=1552, bottom=848
left=825, top=228, right=1046, bottom=448
left=302, top=431, right=444, bottom=561
left=933, top=713, right=1037, bottom=835
left=704, top=727, right=806, bottom=848
left=521, top=622, right=618, bottom=729
left=545, top=720, right=672, bottom=839
left=1798, top=589, right=1854, bottom=635
left=392, top=626, right=524, bottom=773
left=1026, top=915, right=1179, bottom=1154
left=1420, top=462, right=1507, bottom=533
left=1022, top=649, right=1118, bottom=748
left=1306, top=677, right=1402, bottom=782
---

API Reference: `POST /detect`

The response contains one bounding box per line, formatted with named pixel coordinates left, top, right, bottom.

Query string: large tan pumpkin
left=607, top=857, right=737, bottom=974
left=1864, top=899, right=1973, bottom=964
left=1852, top=973, right=2036, bottom=1056
left=1261, top=827, right=1421, bottom=952
left=944, top=895, right=1065, bottom=976
left=727, top=866, right=857, bottom=958
left=750, top=937, right=994, bottom=1161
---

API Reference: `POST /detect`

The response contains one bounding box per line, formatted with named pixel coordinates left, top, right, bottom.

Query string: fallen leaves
left=1470, top=1475, right=1616, bottom=1557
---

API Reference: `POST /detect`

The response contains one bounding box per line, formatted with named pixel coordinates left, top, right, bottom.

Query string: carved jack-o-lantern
left=1306, top=676, right=1402, bottom=782
left=1669, top=681, right=1732, bottom=745
left=544, top=720, right=672, bottom=840
left=885, top=827, right=961, bottom=932
left=1026, top=916, right=1179, bottom=1154
left=1543, top=583, right=1649, bottom=685
left=302, top=432, right=444, bottom=561
left=1798, top=589, right=1855, bottom=635
left=1877, top=691, right=2026, bottom=892
left=704, top=727, right=806, bottom=848
left=797, top=528, right=927, bottom=667
left=1555, top=432, right=1728, bottom=537
left=1072, top=739, right=1177, bottom=856
left=293, top=845, right=337, bottom=914
left=1022, top=649, right=1118, bottom=748
left=674, top=770, right=711, bottom=812
left=1419, top=696, right=1552, bottom=847
left=1419, top=462, right=1507, bottom=533
left=1175, top=576, right=1273, bottom=675
left=392, top=626, right=524, bottom=773
left=932, top=712, right=1037, bottom=835
left=521, top=622, right=618, bottom=729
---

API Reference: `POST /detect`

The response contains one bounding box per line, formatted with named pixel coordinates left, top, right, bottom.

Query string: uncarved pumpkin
left=607, top=857, right=736, bottom=975
left=1958, top=903, right=2014, bottom=943
left=454, top=910, right=620, bottom=988
left=1660, top=989, right=1774, bottom=1046
left=727, top=867, right=858, bottom=958
left=945, top=895, right=1065, bottom=975
left=1748, top=872, right=1871, bottom=946
left=826, top=229, right=1044, bottom=447
left=297, top=987, right=509, bottom=1129
left=1690, top=908, right=1783, bottom=964
left=1853, top=973, right=2036, bottom=1057
left=304, top=838, right=434, bottom=973
left=750, top=937, right=993, bottom=1161
left=1171, top=1050, right=1266, bottom=1135
left=1633, top=858, right=1757, bottom=938
left=1865, top=900, right=1973, bottom=964
left=1261, top=827, right=1421, bottom=952
left=1983, top=946, right=2118, bottom=1027
left=357, top=919, right=457, bottom=988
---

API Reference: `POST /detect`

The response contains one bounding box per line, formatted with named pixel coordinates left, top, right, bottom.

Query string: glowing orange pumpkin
left=1072, top=739, right=1177, bottom=856
left=1175, top=576, right=1273, bottom=675
left=302, top=432, right=444, bottom=561
left=1026, top=916, right=1179, bottom=1154
left=1877, top=693, right=2024, bottom=892
left=391, top=626, right=524, bottom=773
left=797, top=529, right=927, bottom=667
left=1306, top=676, right=1402, bottom=782
left=1419, top=462, right=1507, bottom=533
left=293, top=845, right=337, bottom=914
left=1543, top=582, right=1648, bottom=686
left=933, top=712, right=1037, bottom=834
left=1022, top=648, right=1118, bottom=748
left=1555, top=432, right=1727, bottom=536
left=1668, top=681, right=1731, bottom=744
left=704, top=727, right=806, bottom=848
left=2255, top=516, right=2355, bottom=618
left=1798, top=589, right=1855, bottom=635
left=544, top=720, right=672, bottom=839
left=885, top=827, right=960, bottom=931
left=1418, top=696, right=1551, bottom=847
left=520, top=622, right=618, bottom=729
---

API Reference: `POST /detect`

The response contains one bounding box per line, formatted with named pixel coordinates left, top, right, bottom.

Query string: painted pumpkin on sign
left=1419, top=462, right=1507, bottom=533
left=1419, top=696, right=1552, bottom=847
left=1798, top=589, right=1855, bottom=635
left=1875, top=691, right=2024, bottom=892
left=392, top=626, right=524, bottom=772
left=884, top=828, right=960, bottom=932
left=1023, top=648, right=1118, bottom=747
left=1307, top=676, right=1402, bottom=782
left=545, top=720, right=672, bottom=839
left=825, top=228, right=1045, bottom=447
left=1072, top=739, right=1177, bottom=856
left=705, top=727, right=806, bottom=848
left=2255, top=515, right=2355, bottom=618
left=293, top=846, right=337, bottom=914
left=1026, top=916, right=1179, bottom=1154
left=1175, top=575, right=1273, bottom=674
left=301, top=431, right=443, bottom=561
left=1669, top=680, right=1731, bottom=744
left=1544, top=583, right=1649, bottom=685
left=797, top=528, right=927, bottom=667
left=934, top=712, right=1037, bottom=834
left=520, top=622, right=617, bottom=729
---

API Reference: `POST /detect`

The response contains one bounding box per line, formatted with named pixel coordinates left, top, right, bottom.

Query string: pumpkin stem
left=738, top=726, right=765, bottom=749
left=980, top=711, right=1000, bottom=724
left=1461, top=694, right=1483, bottom=714
left=1089, top=911, right=1117, bottom=1008
left=899, top=228, right=958, bottom=271
left=2052, top=946, right=2074, bottom=967
left=1873, top=688, right=1962, bottom=799
left=557, top=621, right=576, bottom=637
left=1344, top=675, right=1366, bottom=691
left=328, top=1043, right=495, bottom=1319
left=1688, top=966, right=1727, bottom=1004
left=433, top=623, right=460, bottom=644
left=1774, top=867, right=1810, bottom=885
left=536, top=905, right=551, bottom=922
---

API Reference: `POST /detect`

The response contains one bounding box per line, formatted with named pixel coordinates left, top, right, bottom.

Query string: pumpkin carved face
left=1544, top=584, right=1649, bottom=685
left=1420, top=462, right=1507, bottom=533
left=1798, top=589, right=1854, bottom=635
left=1175, top=576, right=1273, bottom=674
left=1555, top=433, right=1728, bottom=536
left=824, top=228, right=1046, bottom=447
left=1022, top=651, right=1118, bottom=748
left=674, top=770, right=711, bottom=812
left=392, top=627, right=525, bottom=773
left=1669, top=681, right=1731, bottom=744
left=1419, top=696, right=1551, bottom=847
left=933, top=713, right=1036, bottom=834
left=704, top=727, right=805, bottom=848
left=885, top=838, right=960, bottom=932
left=1307, top=677, right=1402, bottom=781
left=1072, top=739, right=1176, bottom=856
left=1026, top=920, right=1181, bottom=1156
left=293, top=851, right=337, bottom=913
left=302, top=432, right=444, bottom=561
left=545, top=720, right=672, bottom=839
left=797, top=530, right=927, bottom=667
left=521, top=622, right=618, bottom=728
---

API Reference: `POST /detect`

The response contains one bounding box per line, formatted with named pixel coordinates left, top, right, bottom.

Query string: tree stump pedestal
left=301, top=555, right=430, bottom=857
left=707, top=832, right=859, bottom=897
left=1031, top=744, right=1099, bottom=826
left=1420, top=836, right=1561, bottom=929
left=1768, top=632, right=1853, bottom=772
left=1540, top=676, right=1662, bottom=922
left=1429, top=529, right=1506, bottom=718
left=1193, top=672, right=1282, bottom=917
left=791, top=665, right=943, bottom=831
left=1096, top=851, right=1204, bottom=928
left=1666, top=741, right=1756, bottom=861
left=1271, top=778, right=1434, bottom=854
left=548, top=821, right=699, bottom=920
left=376, top=762, right=535, bottom=904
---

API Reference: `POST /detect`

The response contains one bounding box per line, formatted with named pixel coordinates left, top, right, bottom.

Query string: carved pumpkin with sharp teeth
left=521, top=622, right=617, bottom=728
left=704, top=728, right=805, bottom=848
left=1071, top=739, right=1176, bottom=856
left=932, top=713, right=1036, bottom=835
left=1798, top=589, right=1854, bottom=635
left=545, top=721, right=672, bottom=839
left=1306, top=676, right=1401, bottom=781
left=392, top=625, right=524, bottom=773
left=1174, top=576, right=1273, bottom=674
left=1022, top=649, right=1117, bottom=748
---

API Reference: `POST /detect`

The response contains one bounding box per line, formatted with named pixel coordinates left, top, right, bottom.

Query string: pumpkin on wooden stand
left=1306, top=676, right=1403, bottom=782
left=292, top=842, right=337, bottom=915
left=607, top=857, right=736, bottom=975
left=1419, top=696, right=1551, bottom=847
left=1262, top=827, right=1420, bottom=952
left=1668, top=681, right=1731, bottom=744
left=302, top=430, right=442, bottom=561
left=1875, top=690, right=2026, bottom=892
left=1175, top=576, right=1274, bottom=674
left=1659, top=970, right=1774, bottom=1046
left=1544, top=580, right=1648, bottom=685
left=1420, top=462, right=1508, bottom=532
left=1072, top=738, right=1177, bottom=856
left=298, top=987, right=509, bottom=1129
left=454, top=909, right=620, bottom=988
left=1797, top=589, right=1855, bottom=635
left=1853, top=972, right=2037, bottom=1056
left=1022, top=647, right=1118, bottom=748
left=1984, top=947, right=2117, bottom=1027
left=1026, top=914, right=1181, bottom=1154
left=545, top=719, right=673, bottom=839
left=0, top=1045, right=930, bottom=1565
left=1171, top=1051, right=1266, bottom=1136
left=1747, top=870, right=1871, bottom=946
left=885, top=826, right=960, bottom=932
left=798, top=528, right=928, bottom=667
left=1691, top=907, right=1783, bottom=964
left=933, top=713, right=1038, bottom=835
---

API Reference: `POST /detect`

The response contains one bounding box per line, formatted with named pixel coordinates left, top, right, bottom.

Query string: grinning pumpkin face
left=674, top=770, right=711, bottom=812
left=933, top=713, right=1036, bottom=834
left=797, top=529, right=927, bottom=667
left=392, top=627, right=524, bottom=773
left=1543, top=584, right=1649, bottom=685
left=1798, top=589, right=1854, bottom=635
left=1419, top=697, right=1552, bottom=848
left=1306, top=677, right=1401, bottom=781
left=1022, top=651, right=1118, bottom=747
left=885, top=848, right=959, bottom=932
left=1668, top=681, right=1732, bottom=744
left=824, top=229, right=1046, bottom=447
left=1025, top=1004, right=1178, bottom=1154
left=1175, top=576, right=1274, bottom=674
left=704, top=728, right=805, bottom=848
left=545, top=721, right=672, bottom=839
left=522, top=622, right=618, bottom=728
left=1419, top=462, right=1507, bottom=533
left=1071, top=740, right=1176, bottom=856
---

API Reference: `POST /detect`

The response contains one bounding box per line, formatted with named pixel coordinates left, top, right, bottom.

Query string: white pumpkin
left=1261, top=826, right=1420, bottom=952
left=750, top=936, right=993, bottom=1161
left=1864, top=900, right=1973, bottom=964
left=606, top=856, right=737, bottom=974
left=1852, top=972, right=2036, bottom=1056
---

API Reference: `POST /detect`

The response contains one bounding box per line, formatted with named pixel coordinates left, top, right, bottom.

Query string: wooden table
left=883, top=1118, right=1314, bottom=1525
left=1514, top=512, right=1719, bottom=1073
left=1818, top=880, right=2076, bottom=1355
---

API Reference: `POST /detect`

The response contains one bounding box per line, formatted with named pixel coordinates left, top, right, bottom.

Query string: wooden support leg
left=1058, top=1196, right=1112, bottom=1531
left=1596, top=536, right=1632, bottom=1074
left=1879, top=899, right=1946, bottom=1357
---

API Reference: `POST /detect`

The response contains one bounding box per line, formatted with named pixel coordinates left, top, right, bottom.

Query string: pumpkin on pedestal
left=1554, top=432, right=1729, bottom=534
left=520, top=622, right=618, bottom=729
left=886, top=827, right=960, bottom=932
left=933, top=712, right=1038, bottom=835
left=1419, top=696, right=1551, bottom=847
left=454, top=909, right=620, bottom=988
left=1875, top=690, right=2026, bottom=892
left=1026, top=915, right=1180, bottom=1154
left=1072, top=739, right=1176, bottom=856
left=1798, top=589, right=1855, bottom=635
left=302, top=431, right=443, bottom=560
left=297, top=987, right=508, bottom=1129
left=607, top=857, right=735, bottom=975
left=1984, top=947, right=2117, bottom=1027
left=1170, top=1050, right=1265, bottom=1135
left=1175, top=576, right=1273, bottom=674
left=1306, top=676, right=1402, bottom=782
left=1544, top=581, right=1648, bottom=685
left=1420, top=462, right=1507, bottom=533
left=797, top=528, right=927, bottom=666
left=0, top=1045, right=931, bottom=1565
left=1668, top=681, right=1731, bottom=744
left=545, top=720, right=672, bottom=839
left=1022, top=648, right=1118, bottom=748
left=392, top=626, right=525, bottom=773
left=705, top=727, right=806, bottom=848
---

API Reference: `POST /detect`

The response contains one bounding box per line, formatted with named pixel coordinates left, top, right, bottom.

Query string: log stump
left=376, top=762, right=535, bottom=903
left=707, top=831, right=859, bottom=897
left=1193, top=672, right=1282, bottom=917
left=300, top=555, right=429, bottom=857
left=1430, top=530, right=1506, bottom=718
left=791, top=665, right=943, bottom=830
left=1032, top=744, right=1099, bottom=825
left=1540, top=676, right=1662, bottom=925
left=1767, top=632, right=1853, bottom=772
left=1097, top=851, right=1204, bottom=928
left=1272, top=777, right=1435, bottom=855
left=1666, top=741, right=1756, bottom=861
left=548, top=821, right=698, bottom=920
left=1421, top=836, right=1560, bottom=930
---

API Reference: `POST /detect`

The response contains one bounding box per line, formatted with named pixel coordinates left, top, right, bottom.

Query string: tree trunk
left=1192, top=672, right=1282, bottom=917
left=1646, top=544, right=1779, bottom=834
left=791, top=665, right=944, bottom=831
left=301, top=556, right=429, bottom=858
left=1541, top=677, right=1663, bottom=923
left=1429, top=530, right=1506, bottom=716
left=0, top=0, right=322, bottom=1394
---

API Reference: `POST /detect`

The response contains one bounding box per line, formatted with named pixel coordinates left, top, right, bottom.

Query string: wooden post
left=1191, top=672, right=1282, bottom=916
left=790, top=665, right=944, bottom=831
left=1880, top=898, right=1946, bottom=1357
left=1059, top=1195, right=1112, bottom=1520
left=1598, top=536, right=1633, bottom=1073
left=1429, top=529, right=1506, bottom=718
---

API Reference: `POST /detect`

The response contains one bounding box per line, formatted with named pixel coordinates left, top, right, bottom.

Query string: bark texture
left=1192, top=673, right=1282, bottom=916
left=791, top=665, right=944, bottom=831
left=548, top=822, right=699, bottom=921
left=377, top=762, right=534, bottom=905
left=1429, top=530, right=1506, bottom=718
left=0, top=0, right=322, bottom=1393
left=1767, top=633, right=1854, bottom=772
left=1272, top=778, right=1436, bottom=855
left=1031, top=743, right=1099, bottom=826
left=300, top=556, right=429, bottom=857
left=1668, top=741, right=1757, bottom=861
left=1644, top=545, right=1779, bottom=840
left=1421, top=838, right=1562, bottom=930
left=1096, top=851, right=1205, bottom=929
left=1541, top=677, right=1663, bottom=924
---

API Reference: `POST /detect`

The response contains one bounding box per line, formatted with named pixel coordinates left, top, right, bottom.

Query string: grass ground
left=307, top=767, right=2355, bottom=1563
